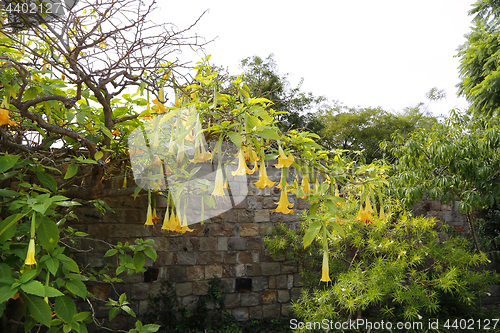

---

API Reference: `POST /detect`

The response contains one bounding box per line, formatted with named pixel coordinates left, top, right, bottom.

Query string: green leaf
left=26, top=294, right=52, bottom=327
left=55, top=295, right=76, bottom=324
left=303, top=222, right=322, bottom=249
left=19, top=269, right=38, bottom=284
left=64, top=164, right=78, bottom=179
left=56, top=254, right=79, bottom=273
left=0, top=213, right=24, bottom=242
left=121, top=305, right=136, bottom=317
left=132, top=252, right=145, bottom=273
left=109, top=307, right=119, bottom=321
left=0, top=154, right=20, bottom=173
left=0, top=285, right=18, bottom=303
left=38, top=219, right=59, bottom=252
left=37, top=172, right=57, bottom=192
left=257, top=127, right=281, bottom=140
left=0, top=263, right=11, bottom=278
left=142, top=324, right=161, bottom=332
left=143, top=247, right=157, bottom=262
left=324, top=201, right=337, bottom=215
left=45, top=258, right=60, bottom=276
left=73, top=311, right=91, bottom=322
left=21, top=280, right=45, bottom=297
left=0, top=189, right=21, bottom=197
left=65, top=278, right=87, bottom=299
left=104, top=249, right=118, bottom=257
left=227, top=132, right=244, bottom=147
left=94, top=151, right=104, bottom=161
left=44, top=286, right=64, bottom=297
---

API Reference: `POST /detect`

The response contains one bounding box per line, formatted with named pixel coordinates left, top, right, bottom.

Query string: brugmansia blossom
left=320, top=251, right=331, bottom=282
left=145, top=203, right=154, bottom=225
left=232, top=148, right=256, bottom=176
left=254, top=160, right=275, bottom=189
left=300, top=174, right=311, bottom=198
left=24, top=212, right=36, bottom=265
left=212, top=164, right=225, bottom=197
left=356, top=196, right=375, bottom=224
left=274, top=146, right=294, bottom=169
left=274, top=168, right=294, bottom=214
left=24, top=238, right=36, bottom=266
left=0, top=98, right=17, bottom=126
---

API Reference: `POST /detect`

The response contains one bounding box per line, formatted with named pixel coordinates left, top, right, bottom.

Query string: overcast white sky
left=158, top=0, right=476, bottom=118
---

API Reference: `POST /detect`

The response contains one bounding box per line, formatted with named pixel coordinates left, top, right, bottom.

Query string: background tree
left=237, top=54, right=325, bottom=132
left=457, top=0, right=500, bottom=117
left=317, top=99, right=438, bottom=163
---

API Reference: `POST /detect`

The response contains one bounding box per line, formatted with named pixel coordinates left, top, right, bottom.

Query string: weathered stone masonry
left=70, top=163, right=308, bottom=329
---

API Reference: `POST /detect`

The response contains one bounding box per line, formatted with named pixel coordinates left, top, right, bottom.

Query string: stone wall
left=70, top=164, right=307, bottom=330
left=69, top=169, right=500, bottom=330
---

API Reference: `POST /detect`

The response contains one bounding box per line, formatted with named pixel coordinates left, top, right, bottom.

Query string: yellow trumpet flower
left=179, top=214, right=194, bottom=233
left=168, top=210, right=181, bottom=232
left=274, top=189, right=294, bottom=214
left=274, top=168, right=294, bottom=214
left=300, top=175, right=311, bottom=199
left=177, top=140, right=185, bottom=167
left=254, top=161, right=275, bottom=189
left=152, top=208, right=160, bottom=224
left=0, top=106, right=17, bottom=126
left=320, top=251, right=331, bottom=282
left=274, top=146, right=294, bottom=169
left=212, top=165, right=225, bottom=197
left=24, top=238, right=36, bottom=266
left=145, top=203, right=154, bottom=225
left=232, top=148, right=256, bottom=176
left=161, top=209, right=170, bottom=230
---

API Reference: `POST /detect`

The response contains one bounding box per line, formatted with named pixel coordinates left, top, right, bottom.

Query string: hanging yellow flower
left=145, top=203, right=154, bottom=226
left=379, top=206, right=386, bottom=221
left=24, top=238, right=36, bottom=266
left=179, top=214, right=194, bottom=233
left=212, top=164, right=225, bottom=197
left=0, top=107, right=17, bottom=126
left=168, top=210, right=181, bottom=232
left=320, top=251, right=331, bottom=282
left=161, top=209, right=170, bottom=230
left=254, top=160, right=275, bottom=189
left=274, top=146, right=294, bottom=169
left=232, top=148, right=256, bottom=176
left=274, top=168, right=294, bottom=214
left=300, top=174, right=311, bottom=199
left=152, top=208, right=160, bottom=224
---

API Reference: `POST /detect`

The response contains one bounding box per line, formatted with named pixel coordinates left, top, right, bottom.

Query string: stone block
left=262, top=197, right=276, bottom=209
left=261, top=262, right=280, bottom=275
left=252, top=277, right=268, bottom=292
left=210, top=223, right=235, bottom=237
left=166, top=266, right=186, bottom=282
left=176, top=282, right=193, bottom=297
left=249, top=305, right=263, bottom=319
left=224, top=210, right=238, bottom=223
left=259, top=223, right=275, bottom=235
left=275, top=275, right=287, bottom=289
left=205, top=265, right=223, bottom=279
left=255, top=210, right=271, bottom=222
left=217, top=237, right=228, bottom=251
left=296, top=198, right=310, bottom=210
left=130, top=283, right=149, bottom=300
left=269, top=276, right=276, bottom=288
left=233, top=308, right=249, bottom=322
left=281, top=262, right=298, bottom=274
left=294, top=273, right=304, bottom=287
left=287, top=275, right=294, bottom=289
left=224, top=251, right=238, bottom=264
left=246, top=237, right=262, bottom=250
left=228, top=237, right=246, bottom=251
left=88, top=284, right=108, bottom=300
left=238, top=210, right=255, bottom=223
left=291, top=288, right=302, bottom=301
left=247, top=264, right=261, bottom=276
left=252, top=252, right=260, bottom=262
left=196, top=252, right=223, bottom=265
left=270, top=211, right=298, bottom=222
left=138, top=299, right=149, bottom=315
left=240, top=224, right=259, bottom=237
left=182, top=295, right=199, bottom=311
left=261, top=290, right=277, bottom=304
left=193, top=281, right=209, bottom=295
left=241, top=293, right=260, bottom=307
left=237, top=251, right=253, bottom=264
left=168, top=238, right=186, bottom=251
left=186, top=265, right=204, bottom=281
left=224, top=293, right=241, bottom=308
left=247, top=196, right=263, bottom=210
left=281, top=303, right=292, bottom=316
left=278, top=290, right=290, bottom=303
left=176, top=252, right=197, bottom=265
left=187, top=238, right=200, bottom=251
left=430, top=200, right=441, bottom=211
left=262, top=304, right=281, bottom=318
left=221, top=278, right=235, bottom=293
left=199, top=238, right=217, bottom=251
left=441, top=204, right=452, bottom=211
